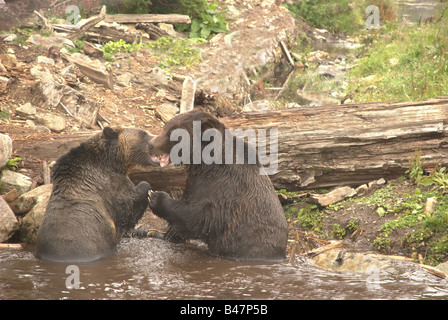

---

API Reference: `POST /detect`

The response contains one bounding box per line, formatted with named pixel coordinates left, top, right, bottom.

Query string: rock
left=424, top=197, right=438, bottom=215
left=28, top=34, right=75, bottom=49
left=0, top=170, right=32, bottom=195
left=0, top=33, right=17, bottom=42
left=11, top=184, right=52, bottom=214
left=355, top=184, right=369, bottom=195
left=0, top=61, right=7, bottom=73
left=317, top=65, right=338, bottom=78
left=158, top=23, right=180, bottom=37
left=36, top=56, right=55, bottom=65
left=156, top=88, right=167, bottom=98
left=0, top=197, right=20, bottom=242
left=311, top=249, right=392, bottom=273
left=36, top=112, right=66, bottom=132
left=0, top=133, right=12, bottom=169
left=82, top=41, right=103, bottom=59
left=0, top=53, right=17, bottom=68
left=0, top=76, right=9, bottom=92
left=368, top=178, right=386, bottom=188
left=310, top=186, right=356, bottom=207
left=1, top=188, right=18, bottom=203
left=435, top=261, right=448, bottom=276
left=30, top=68, right=99, bottom=128
left=146, top=66, right=171, bottom=86
left=15, top=102, right=37, bottom=119
left=19, top=196, right=50, bottom=244
left=179, top=76, right=196, bottom=113
left=194, top=5, right=296, bottom=103
left=155, top=103, right=178, bottom=123
left=242, top=100, right=276, bottom=112
left=116, top=72, right=134, bottom=87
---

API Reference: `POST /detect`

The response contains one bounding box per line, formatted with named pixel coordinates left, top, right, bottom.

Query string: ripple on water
left=1, top=238, right=448, bottom=299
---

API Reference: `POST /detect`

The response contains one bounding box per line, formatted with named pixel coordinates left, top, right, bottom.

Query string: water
left=397, top=0, right=442, bottom=23
left=2, top=0, right=448, bottom=302
left=1, top=238, right=448, bottom=300
left=272, top=0, right=444, bottom=107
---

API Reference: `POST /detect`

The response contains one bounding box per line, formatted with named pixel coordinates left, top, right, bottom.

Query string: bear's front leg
left=131, top=181, right=151, bottom=224
left=148, top=191, right=192, bottom=239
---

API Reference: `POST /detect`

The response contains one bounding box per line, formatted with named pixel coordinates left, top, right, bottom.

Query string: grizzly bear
left=148, top=110, right=288, bottom=261
left=35, top=127, right=153, bottom=262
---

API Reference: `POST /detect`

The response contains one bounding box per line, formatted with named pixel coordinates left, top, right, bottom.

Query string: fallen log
left=103, top=13, right=191, bottom=24
left=130, top=96, right=448, bottom=191
left=67, top=5, right=106, bottom=41
left=12, top=97, right=448, bottom=192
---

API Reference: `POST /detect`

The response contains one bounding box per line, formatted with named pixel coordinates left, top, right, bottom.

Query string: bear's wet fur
left=149, top=110, right=288, bottom=261
left=35, top=127, right=153, bottom=262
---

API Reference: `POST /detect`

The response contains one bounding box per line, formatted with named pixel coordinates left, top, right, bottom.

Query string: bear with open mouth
left=35, top=127, right=153, bottom=262
left=148, top=110, right=288, bottom=261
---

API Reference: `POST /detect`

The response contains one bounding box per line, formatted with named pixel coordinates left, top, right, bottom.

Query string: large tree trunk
left=130, top=97, right=448, bottom=191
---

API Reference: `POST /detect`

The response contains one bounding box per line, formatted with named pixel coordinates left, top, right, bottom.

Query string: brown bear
left=148, top=110, right=288, bottom=261
left=35, top=127, right=153, bottom=262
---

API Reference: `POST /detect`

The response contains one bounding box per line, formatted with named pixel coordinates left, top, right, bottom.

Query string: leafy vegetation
left=101, top=0, right=228, bottom=39
left=101, top=39, right=144, bottom=60
left=4, top=157, right=22, bottom=171
left=189, top=2, right=229, bottom=39
left=100, top=37, right=202, bottom=70
left=285, top=0, right=365, bottom=34
left=146, top=37, right=203, bottom=70
left=346, top=12, right=448, bottom=103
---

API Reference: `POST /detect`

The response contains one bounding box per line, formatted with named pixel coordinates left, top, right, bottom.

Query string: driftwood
left=33, top=10, right=53, bottom=33
left=14, top=97, right=448, bottom=192
left=130, top=96, right=448, bottom=191
left=64, top=54, right=114, bottom=89
left=83, top=24, right=146, bottom=44
left=67, top=5, right=106, bottom=41
left=0, top=243, right=22, bottom=249
left=136, top=23, right=170, bottom=39
left=82, top=41, right=103, bottom=59
left=104, top=13, right=191, bottom=24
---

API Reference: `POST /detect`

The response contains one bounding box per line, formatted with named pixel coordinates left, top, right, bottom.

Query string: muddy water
left=1, top=238, right=448, bottom=300
left=2, top=0, right=448, bottom=303
left=397, top=0, right=442, bottom=22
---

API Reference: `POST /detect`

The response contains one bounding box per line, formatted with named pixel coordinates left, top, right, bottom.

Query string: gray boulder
left=0, top=170, right=32, bottom=195
left=0, top=197, right=19, bottom=242
left=0, top=133, right=12, bottom=169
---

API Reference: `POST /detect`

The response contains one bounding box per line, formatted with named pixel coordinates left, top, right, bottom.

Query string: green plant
left=0, top=109, right=9, bottom=121
left=347, top=217, right=360, bottom=232
left=5, top=157, right=21, bottom=170
left=102, top=39, right=143, bottom=56
left=345, top=10, right=448, bottom=103
left=189, top=2, right=229, bottom=39
left=332, top=223, right=346, bottom=239
left=145, top=37, right=202, bottom=70
left=285, top=0, right=364, bottom=34
left=406, top=150, right=425, bottom=184
left=67, top=39, right=85, bottom=54
left=429, top=167, right=448, bottom=194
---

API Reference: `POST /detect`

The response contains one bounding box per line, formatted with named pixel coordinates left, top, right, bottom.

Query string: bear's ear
left=103, top=126, right=118, bottom=139
left=201, top=117, right=222, bottom=132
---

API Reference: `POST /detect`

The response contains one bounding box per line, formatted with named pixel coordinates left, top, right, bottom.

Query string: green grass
left=285, top=0, right=365, bottom=34
left=145, top=37, right=203, bottom=70
left=346, top=17, right=448, bottom=103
